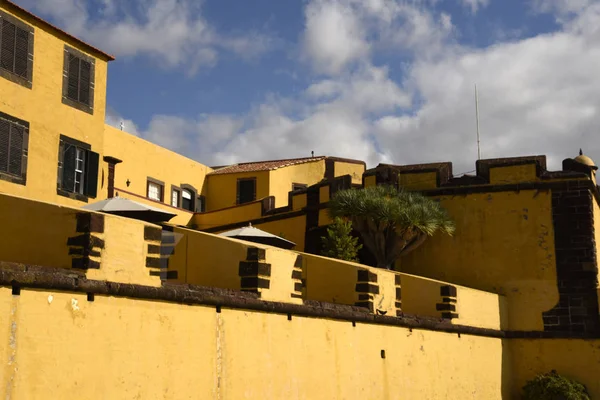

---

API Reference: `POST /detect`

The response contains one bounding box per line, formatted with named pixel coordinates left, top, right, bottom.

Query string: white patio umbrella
left=219, top=223, right=296, bottom=250
left=82, top=195, right=176, bottom=223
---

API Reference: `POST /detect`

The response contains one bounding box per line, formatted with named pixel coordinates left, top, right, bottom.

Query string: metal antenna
left=120, top=121, right=124, bottom=131
left=475, top=84, right=481, bottom=160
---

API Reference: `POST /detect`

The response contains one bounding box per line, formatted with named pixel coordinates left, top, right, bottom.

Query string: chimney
left=103, top=156, right=123, bottom=198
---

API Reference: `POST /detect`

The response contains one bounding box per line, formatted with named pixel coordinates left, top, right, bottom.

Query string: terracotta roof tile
left=208, top=156, right=327, bottom=175
left=3, top=0, right=115, bottom=61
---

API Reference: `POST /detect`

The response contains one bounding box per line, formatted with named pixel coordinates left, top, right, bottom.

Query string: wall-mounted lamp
left=126, top=179, right=131, bottom=187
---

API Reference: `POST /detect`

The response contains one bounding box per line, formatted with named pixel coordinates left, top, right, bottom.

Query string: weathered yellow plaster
left=401, top=190, right=557, bottom=331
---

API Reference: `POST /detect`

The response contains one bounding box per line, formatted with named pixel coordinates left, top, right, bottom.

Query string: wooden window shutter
left=236, top=179, right=241, bottom=204
left=20, top=126, right=28, bottom=178
left=79, top=60, right=91, bottom=105
left=62, top=143, right=76, bottom=191
left=67, top=54, right=80, bottom=102
left=7, top=123, right=23, bottom=176
left=84, top=150, right=99, bottom=198
left=0, top=118, right=9, bottom=173
left=252, top=179, right=256, bottom=201
left=0, top=20, right=15, bottom=73
left=14, top=25, right=28, bottom=78
left=56, top=139, right=64, bottom=188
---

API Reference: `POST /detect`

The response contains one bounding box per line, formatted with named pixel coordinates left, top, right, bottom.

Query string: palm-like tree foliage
left=328, top=185, right=455, bottom=269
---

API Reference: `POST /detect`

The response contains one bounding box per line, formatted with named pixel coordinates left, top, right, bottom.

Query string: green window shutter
left=84, top=150, right=99, bottom=198
left=62, top=143, right=76, bottom=192
left=0, top=118, right=9, bottom=173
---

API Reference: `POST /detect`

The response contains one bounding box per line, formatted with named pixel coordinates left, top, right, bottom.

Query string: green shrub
left=321, top=217, right=363, bottom=262
left=522, top=370, right=590, bottom=400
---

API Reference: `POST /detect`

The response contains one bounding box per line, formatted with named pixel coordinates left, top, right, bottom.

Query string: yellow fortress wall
left=401, top=189, right=557, bottom=331
left=0, top=282, right=507, bottom=400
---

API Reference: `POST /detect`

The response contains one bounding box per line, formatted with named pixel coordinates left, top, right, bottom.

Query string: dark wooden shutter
left=0, top=119, right=9, bottom=173
left=79, top=60, right=91, bottom=106
left=1, top=20, right=15, bottom=72
left=14, top=26, right=28, bottom=78
left=56, top=139, right=64, bottom=188
left=67, top=54, right=80, bottom=101
left=7, top=124, right=23, bottom=176
left=20, top=126, right=28, bottom=177
left=62, top=143, right=76, bottom=192
left=84, top=150, right=99, bottom=198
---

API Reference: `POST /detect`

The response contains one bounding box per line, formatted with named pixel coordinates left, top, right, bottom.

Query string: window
left=292, top=183, right=307, bottom=191
left=171, top=188, right=180, bottom=207
left=0, top=111, right=28, bottom=185
left=0, top=11, right=34, bottom=88
left=237, top=178, right=256, bottom=205
left=180, top=184, right=201, bottom=212
left=197, top=195, right=206, bottom=213
left=146, top=178, right=164, bottom=202
left=62, top=45, right=95, bottom=114
left=57, top=135, right=99, bottom=200
left=182, top=189, right=193, bottom=211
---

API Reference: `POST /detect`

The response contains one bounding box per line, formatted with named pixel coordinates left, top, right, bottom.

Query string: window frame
left=197, top=195, right=206, bottom=213
left=236, top=177, right=257, bottom=205
left=0, top=10, right=34, bottom=89
left=180, top=183, right=201, bottom=212
left=62, top=45, right=95, bottom=114
left=0, top=110, right=29, bottom=185
left=56, top=134, right=99, bottom=202
left=146, top=177, right=164, bottom=203
left=170, top=185, right=181, bottom=208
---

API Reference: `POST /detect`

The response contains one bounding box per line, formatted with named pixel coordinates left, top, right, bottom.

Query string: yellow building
left=2, top=1, right=600, bottom=398
left=0, top=0, right=113, bottom=208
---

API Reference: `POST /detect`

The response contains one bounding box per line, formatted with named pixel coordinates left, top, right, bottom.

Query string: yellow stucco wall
left=489, top=164, right=538, bottom=184
left=0, top=287, right=506, bottom=399
left=269, top=161, right=326, bottom=208
left=254, top=216, right=307, bottom=251
left=594, top=202, right=600, bottom=301
left=292, top=192, right=307, bottom=210
left=509, top=339, right=600, bottom=399
left=0, top=193, right=76, bottom=269
left=0, top=192, right=162, bottom=286
left=190, top=201, right=264, bottom=230
left=401, top=190, right=557, bottom=331
left=333, top=161, right=364, bottom=185
left=103, top=125, right=211, bottom=225
left=205, top=171, right=270, bottom=211
left=364, top=175, right=376, bottom=188
left=399, top=172, right=438, bottom=190
left=0, top=4, right=108, bottom=206
left=170, top=227, right=249, bottom=289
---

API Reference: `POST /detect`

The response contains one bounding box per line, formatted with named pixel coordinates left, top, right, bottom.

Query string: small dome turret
left=574, top=149, right=598, bottom=170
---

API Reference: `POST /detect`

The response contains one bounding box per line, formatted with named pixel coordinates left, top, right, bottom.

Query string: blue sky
left=14, top=0, right=600, bottom=172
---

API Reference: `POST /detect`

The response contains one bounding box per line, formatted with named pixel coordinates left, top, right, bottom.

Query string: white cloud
left=301, top=0, right=456, bottom=75
left=302, top=0, right=369, bottom=75
left=14, top=0, right=276, bottom=73
left=107, top=0, right=600, bottom=175
left=531, top=0, right=595, bottom=18
left=461, top=0, right=490, bottom=14
left=105, top=107, right=140, bottom=136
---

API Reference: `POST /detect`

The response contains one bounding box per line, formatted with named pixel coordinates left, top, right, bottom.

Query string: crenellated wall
left=2, top=188, right=600, bottom=397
